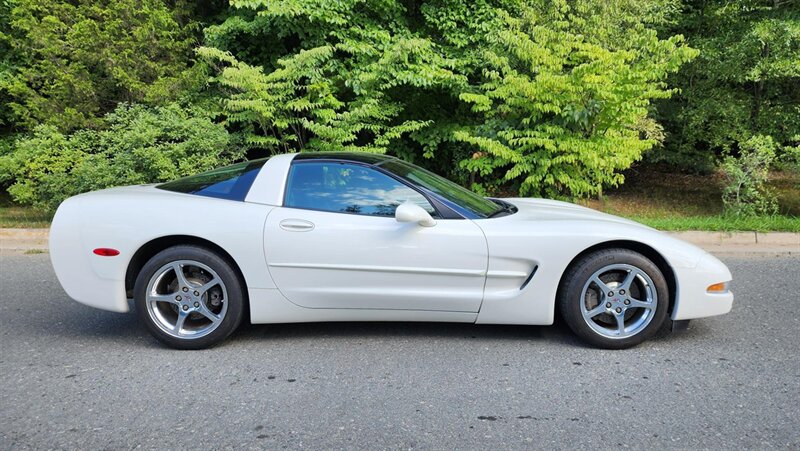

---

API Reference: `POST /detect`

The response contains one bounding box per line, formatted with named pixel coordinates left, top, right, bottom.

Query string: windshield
left=379, top=160, right=501, bottom=218
left=157, top=158, right=268, bottom=201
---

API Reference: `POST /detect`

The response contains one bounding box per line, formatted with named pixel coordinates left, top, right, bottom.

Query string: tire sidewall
left=134, top=245, right=244, bottom=350
left=559, top=249, right=669, bottom=349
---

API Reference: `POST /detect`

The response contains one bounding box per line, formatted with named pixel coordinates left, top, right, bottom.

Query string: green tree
left=655, top=0, right=800, bottom=171
left=454, top=2, right=697, bottom=197
left=0, top=0, right=203, bottom=133
left=2, top=103, right=243, bottom=211
left=200, top=0, right=696, bottom=198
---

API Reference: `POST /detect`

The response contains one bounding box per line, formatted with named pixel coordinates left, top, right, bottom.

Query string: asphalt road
left=1, top=253, right=798, bottom=450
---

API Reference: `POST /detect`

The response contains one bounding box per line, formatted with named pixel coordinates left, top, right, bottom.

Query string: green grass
left=0, top=191, right=52, bottom=228
left=626, top=215, right=800, bottom=232
left=581, top=166, right=800, bottom=232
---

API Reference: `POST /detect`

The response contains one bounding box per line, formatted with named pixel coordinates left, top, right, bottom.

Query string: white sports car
left=50, top=152, right=733, bottom=349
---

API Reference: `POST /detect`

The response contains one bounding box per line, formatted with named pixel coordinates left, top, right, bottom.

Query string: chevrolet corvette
left=49, top=152, right=733, bottom=349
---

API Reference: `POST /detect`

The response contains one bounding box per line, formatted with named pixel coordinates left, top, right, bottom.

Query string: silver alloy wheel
left=145, top=259, right=228, bottom=339
left=580, top=263, right=657, bottom=339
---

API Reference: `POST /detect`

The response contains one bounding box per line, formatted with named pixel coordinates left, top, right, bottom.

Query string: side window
left=285, top=162, right=437, bottom=217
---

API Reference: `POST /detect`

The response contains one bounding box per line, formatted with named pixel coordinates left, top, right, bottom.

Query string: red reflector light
left=93, top=248, right=120, bottom=257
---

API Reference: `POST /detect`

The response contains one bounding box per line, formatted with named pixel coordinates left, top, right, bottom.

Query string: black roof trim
left=292, top=152, right=397, bottom=165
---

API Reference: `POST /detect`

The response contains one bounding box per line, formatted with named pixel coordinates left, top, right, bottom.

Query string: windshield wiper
left=487, top=199, right=516, bottom=218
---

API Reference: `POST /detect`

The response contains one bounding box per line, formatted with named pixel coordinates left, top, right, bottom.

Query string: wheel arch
left=555, top=240, right=677, bottom=316
left=125, top=235, right=248, bottom=299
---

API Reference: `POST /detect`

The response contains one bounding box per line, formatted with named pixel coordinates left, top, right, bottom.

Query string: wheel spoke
left=197, top=277, right=220, bottom=296
left=621, top=269, right=638, bottom=291
left=585, top=304, right=606, bottom=319
left=197, top=305, right=221, bottom=324
left=172, top=262, right=190, bottom=288
left=591, top=276, right=611, bottom=294
left=148, top=293, right=179, bottom=305
left=628, top=299, right=653, bottom=310
left=174, top=311, right=188, bottom=335
left=615, top=314, right=626, bottom=335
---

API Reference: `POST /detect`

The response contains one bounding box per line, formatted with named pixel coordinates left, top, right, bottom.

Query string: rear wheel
left=558, top=249, right=669, bottom=349
left=134, top=245, right=244, bottom=349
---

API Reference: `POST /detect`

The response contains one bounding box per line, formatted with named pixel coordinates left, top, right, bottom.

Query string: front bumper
left=671, top=254, right=733, bottom=320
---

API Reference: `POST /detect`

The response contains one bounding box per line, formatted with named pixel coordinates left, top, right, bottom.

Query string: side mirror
left=395, top=202, right=436, bottom=227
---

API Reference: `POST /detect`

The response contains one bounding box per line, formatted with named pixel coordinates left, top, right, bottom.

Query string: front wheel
left=134, top=245, right=244, bottom=349
left=558, top=249, right=669, bottom=349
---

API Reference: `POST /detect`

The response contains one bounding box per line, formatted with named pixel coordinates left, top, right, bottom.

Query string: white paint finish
left=50, top=185, right=275, bottom=313
left=248, top=288, right=478, bottom=324
left=50, top=156, right=734, bottom=331
left=474, top=198, right=725, bottom=325
left=245, top=153, right=297, bottom=206
left=268, top=262, right=487, bottom=277
left=671, top=255, right=734, bottom=320
left=263, top=207, right=488, bottom=312
left=49, top=201, right=129, bottom=312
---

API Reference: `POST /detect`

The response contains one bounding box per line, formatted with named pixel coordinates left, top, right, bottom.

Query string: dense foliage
left=199, top=0, right=694, bottom=198
left=1, top=104, right=242, bottom=211
left=720, top=134, right=778, bottom=216
left=655, top=0, right=800, bottom=172
left=0, top=0, right=797, bottom=213
left=0, top=0, right=206, bottom=134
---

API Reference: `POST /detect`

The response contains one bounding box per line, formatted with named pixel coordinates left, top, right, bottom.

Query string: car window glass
left=157, top=158, right=268, bottom=201
left=285, top=162, right=436, bottom=217
left=379, top=159, right=500, bottom=218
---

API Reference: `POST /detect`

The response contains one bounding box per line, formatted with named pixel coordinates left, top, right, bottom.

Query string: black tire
left=558, top=248, right=669, bottom=349
left=134, top=245, right=245, bottom=349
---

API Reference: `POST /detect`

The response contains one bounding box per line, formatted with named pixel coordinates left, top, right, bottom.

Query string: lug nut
left=194, top=291, right=200, bottom=296
left=182, top=305, right=189, bottom=311
left=605, top=302, right=612, bottom=308
left=608, top=291, right=614, bottom=297
left=176, top=295, right=182, bottom=301
left=624, top=299, right=630, bottom=305
left=616, top=307, right=622, bottom=313
left=193, top=302, right=199, bottom=308
left=620, top=289, right=626, bottom=295
left=182, top=287, right=189, bottom=292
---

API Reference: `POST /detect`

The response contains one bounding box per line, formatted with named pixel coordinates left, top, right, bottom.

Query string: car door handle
left=279, top=219, right=315, bottom=232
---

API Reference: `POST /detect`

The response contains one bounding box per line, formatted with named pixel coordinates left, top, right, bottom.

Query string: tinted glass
left=285, top=162, right=436, bottom=217
left=157, top=158, right=268, bottom=201
left=379, top=160, right=500, bottom=218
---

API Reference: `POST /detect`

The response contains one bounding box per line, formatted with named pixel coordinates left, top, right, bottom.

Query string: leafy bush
left=453, top=5, right=697, bottom=198
left=653, top=0, right=800, bottom=172
left=721, top=135, right=778, bottom=216
left=0, top=0, right=201, bottom=133
left=2, top=104, right=243, bottom=211
left=200, top=0, right=696, bottom=198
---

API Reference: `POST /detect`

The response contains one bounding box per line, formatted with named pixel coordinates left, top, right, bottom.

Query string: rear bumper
left=49, top=198, right=129, bottom=313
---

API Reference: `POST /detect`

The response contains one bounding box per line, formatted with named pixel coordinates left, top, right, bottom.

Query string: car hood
left=502, top=197, right=650, bottom=229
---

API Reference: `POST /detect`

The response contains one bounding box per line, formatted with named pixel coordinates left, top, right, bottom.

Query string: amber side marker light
left=707, top=282, right=729, bottom=293
left=93, top=248, right=120, bottom=257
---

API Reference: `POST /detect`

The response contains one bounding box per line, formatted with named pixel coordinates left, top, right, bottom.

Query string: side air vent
left=519, top=265, right=538, bottom=290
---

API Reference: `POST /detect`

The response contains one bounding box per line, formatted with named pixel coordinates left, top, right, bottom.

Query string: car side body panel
left=475, top=198, right=733, bottom=324
left=50, top=185, right=275, bottom=313
left=50, top=153, right=733, bottom=328
left=262, top=207, right=489, bottom=312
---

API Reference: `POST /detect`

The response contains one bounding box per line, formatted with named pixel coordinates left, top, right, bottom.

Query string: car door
left=263, top=161, right=488, bottom=312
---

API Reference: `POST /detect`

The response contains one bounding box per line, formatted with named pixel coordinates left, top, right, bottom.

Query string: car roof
left=292, top=152, right=397, bottom=165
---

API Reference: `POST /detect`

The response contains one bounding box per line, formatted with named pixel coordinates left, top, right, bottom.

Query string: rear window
left=157, top=158, right=268, bottom=201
